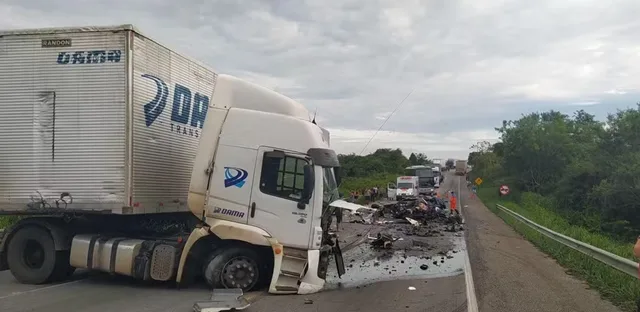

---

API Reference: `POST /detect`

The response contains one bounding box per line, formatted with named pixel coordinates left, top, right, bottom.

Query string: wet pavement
left=325, top=219, right=466, bottom=289
left=245, top=175, right=471, bottom=312
left=0, top=216, right=470, bottom=312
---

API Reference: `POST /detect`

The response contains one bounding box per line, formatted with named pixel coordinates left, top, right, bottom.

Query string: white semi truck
left=0, top=25, right=345, bottom=295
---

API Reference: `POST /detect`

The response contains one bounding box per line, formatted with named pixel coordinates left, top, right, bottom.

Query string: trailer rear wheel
left=6, top=226, right=72, bottom=284
left=203, top=247, right=261, bottom=292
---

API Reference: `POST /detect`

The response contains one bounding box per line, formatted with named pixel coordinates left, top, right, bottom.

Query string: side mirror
left=299, top=165, right=315, bottom=209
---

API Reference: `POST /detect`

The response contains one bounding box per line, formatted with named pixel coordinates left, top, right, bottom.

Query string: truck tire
left=6, top=226, right=73, bottom=284
left=203, top=247, right=261, bottom=292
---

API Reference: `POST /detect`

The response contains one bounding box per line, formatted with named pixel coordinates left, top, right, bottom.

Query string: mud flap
left=333, top=239, right=346, bottom=278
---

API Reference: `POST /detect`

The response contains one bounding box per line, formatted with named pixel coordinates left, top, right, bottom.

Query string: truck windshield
left=397, top=183, right=413, bottom=189
left=322, top=167, right=339, bottom=203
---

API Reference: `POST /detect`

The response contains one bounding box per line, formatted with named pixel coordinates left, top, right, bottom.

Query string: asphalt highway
left=0, top=172, right=623, bottom=312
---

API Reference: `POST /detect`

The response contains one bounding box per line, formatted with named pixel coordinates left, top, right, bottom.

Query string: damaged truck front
left=0, top=24, right=344, bottom=295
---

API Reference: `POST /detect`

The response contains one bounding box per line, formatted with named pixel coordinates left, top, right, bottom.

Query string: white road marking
left=0, top=280, right=83, bottom=300
left=458, top=176, right=479, bottom=312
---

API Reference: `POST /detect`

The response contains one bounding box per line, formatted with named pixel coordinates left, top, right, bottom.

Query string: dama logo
left=212, top=207, right=245, bottom=218
left=224, top=167, right=249, bottom=188
left=141, top=74, right=209, bottom=138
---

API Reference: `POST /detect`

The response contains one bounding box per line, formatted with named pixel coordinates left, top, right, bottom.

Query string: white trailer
left=0, top=25, right=344, bottom=294
left=455, top=160, right=467, bottom=176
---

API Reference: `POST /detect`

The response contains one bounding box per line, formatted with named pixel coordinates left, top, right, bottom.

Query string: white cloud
left=328, top=128, right=499, bottom=159
left=569, top=101, right=600, bottom=106
left=1, top=0, right=639, bottom=157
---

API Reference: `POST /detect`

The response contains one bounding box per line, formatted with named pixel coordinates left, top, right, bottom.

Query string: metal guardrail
left=495, top=204, right=639, bottom=278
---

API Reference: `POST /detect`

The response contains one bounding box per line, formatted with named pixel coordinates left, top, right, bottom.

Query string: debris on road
left=324, top=192, right=468, bottom=289
left=369, top=232, right=397, bottom=249
left=193, top=289, right=250, bottom=312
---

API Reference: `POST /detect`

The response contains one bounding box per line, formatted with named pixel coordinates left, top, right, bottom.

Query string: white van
left=396, top=176, right=419, bottom=200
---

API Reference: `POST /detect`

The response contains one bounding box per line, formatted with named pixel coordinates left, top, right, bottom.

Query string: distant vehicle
left=455, top=160, right=468, bottom=176
left=404, top=165, right=437, bottom=195
left=432, top=166, right=444, bottom=184
left=395, top=176, right=419, bottom=200
left=431, top=158, right=444, bottom=168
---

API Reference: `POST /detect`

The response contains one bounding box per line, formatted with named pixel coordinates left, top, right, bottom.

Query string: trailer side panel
left=0, top=30, right=127, bottom=212
left=130, top=33, right=217, bottom=214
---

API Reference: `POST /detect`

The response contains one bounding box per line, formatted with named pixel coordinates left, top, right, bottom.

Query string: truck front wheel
left=6, top=226, right=73, bottom=284
left=203, top=247, right=261, bottom=292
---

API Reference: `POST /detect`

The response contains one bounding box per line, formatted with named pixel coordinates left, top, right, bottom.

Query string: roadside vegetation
left=468, top=104, right=640, bottom=311
left=337, top=148, right=432, bottom=203
left=0, top=216, right=16, bottom=229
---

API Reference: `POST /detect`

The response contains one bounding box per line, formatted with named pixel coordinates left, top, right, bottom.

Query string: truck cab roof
left=212, top=74, right=309, bottom=121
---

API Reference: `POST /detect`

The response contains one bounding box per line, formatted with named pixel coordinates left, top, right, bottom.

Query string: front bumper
left=267, top=245, right=337, bottom=295
left=297, top=249, right=327, bottom=294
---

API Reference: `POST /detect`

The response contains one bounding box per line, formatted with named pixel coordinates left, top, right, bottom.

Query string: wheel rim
left=220, top=256, right=259, bottom=290
left=22, top=239, right=45, bottom=270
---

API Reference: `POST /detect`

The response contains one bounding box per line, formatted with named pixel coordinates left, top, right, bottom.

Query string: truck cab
left=395, top=176, right=419, bottom=200
left=186, top=75, right=343, bottom=294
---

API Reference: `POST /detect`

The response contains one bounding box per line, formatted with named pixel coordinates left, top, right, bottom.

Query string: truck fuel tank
left=70, top=234, right=178, bottom=281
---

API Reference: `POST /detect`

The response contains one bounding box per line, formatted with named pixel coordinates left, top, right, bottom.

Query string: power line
left=359, top=88, right=415, bottom=155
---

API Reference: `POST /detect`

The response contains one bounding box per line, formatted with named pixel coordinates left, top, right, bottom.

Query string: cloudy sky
left=2, top=0, right=640, bottom=159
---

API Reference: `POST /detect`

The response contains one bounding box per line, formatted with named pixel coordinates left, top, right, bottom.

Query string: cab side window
left=260, top=154, right=309, bottom=201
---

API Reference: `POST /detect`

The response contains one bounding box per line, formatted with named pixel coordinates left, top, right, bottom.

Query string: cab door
left=249, top=147, right=315, bottom=249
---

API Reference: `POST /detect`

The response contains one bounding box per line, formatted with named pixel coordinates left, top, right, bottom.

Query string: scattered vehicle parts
left=193, top=289, right=250, bottom=312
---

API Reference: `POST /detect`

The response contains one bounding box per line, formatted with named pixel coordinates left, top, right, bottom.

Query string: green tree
left=469, top=104, right=640, bottom=239
left=445, top=159, right=454, bottom=169
left=408, top=153, right=418, bottom=165
left=337, top=148, right=410, bottom=194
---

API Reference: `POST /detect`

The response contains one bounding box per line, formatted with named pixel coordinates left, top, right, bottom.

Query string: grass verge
left=0, top=216, right=18, bottom=229
left=477, top=185, right=640, bottom=312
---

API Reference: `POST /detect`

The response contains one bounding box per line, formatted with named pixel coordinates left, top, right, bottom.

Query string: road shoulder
left=249, top=275, right=467, bottom=312
left=459, top=177, right=622, bottom=312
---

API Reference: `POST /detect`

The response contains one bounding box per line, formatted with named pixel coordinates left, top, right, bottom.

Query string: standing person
left=449, top=191, right=457, bottom=213
left=365, top=188, right=371, bottom=204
